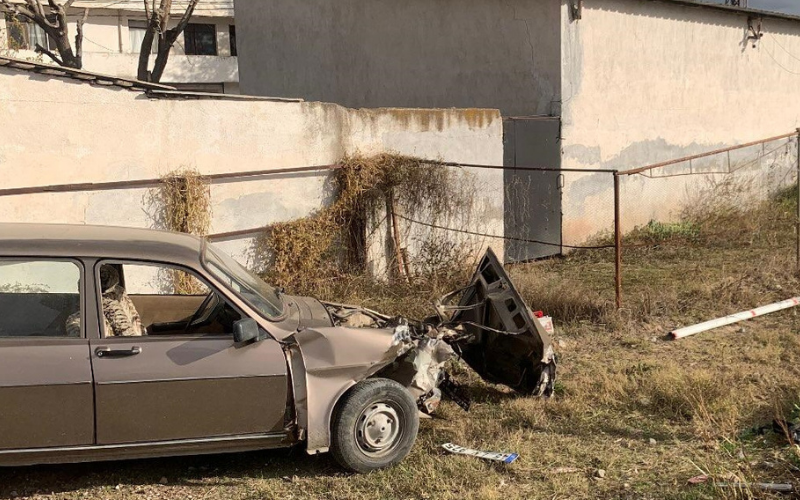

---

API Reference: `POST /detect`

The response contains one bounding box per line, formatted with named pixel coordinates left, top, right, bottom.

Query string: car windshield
left=203, top=245, right=284, bottom=319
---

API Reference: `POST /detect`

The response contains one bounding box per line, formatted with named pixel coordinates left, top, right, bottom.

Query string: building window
left=4, top=14, right=52, bottom=51
left=229, top=25, right=236, bottom=57
left=128, top=20, right=157, bottom=54
left=183, top=23, right=217, bottom=56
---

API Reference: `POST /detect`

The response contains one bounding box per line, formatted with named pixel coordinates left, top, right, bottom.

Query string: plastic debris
left=671, top=297, right=800, bottom=339
left=442, top=443, right=519, bottom=464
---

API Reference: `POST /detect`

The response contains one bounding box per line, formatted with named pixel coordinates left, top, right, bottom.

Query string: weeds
left=251, top=153, right=477, bottom=298
left=628, top=220, right=700, bottom=243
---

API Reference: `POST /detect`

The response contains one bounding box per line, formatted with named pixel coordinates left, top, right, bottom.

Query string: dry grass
left=4, top=187, right=800, bottom=499
left=147, top=168, right=211, bottom=294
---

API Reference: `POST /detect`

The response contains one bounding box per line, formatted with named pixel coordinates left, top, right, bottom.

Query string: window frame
left=127, top=19, right=158, bottom=54
left=183, top=23, right=218, bottom=56
left=0, top=257, right=86, bottom=340
left=94, top=259, right=247, bottom=341
left=201, top=246, right=287, bottom=322
left=4, top=14, right=54, bottom=52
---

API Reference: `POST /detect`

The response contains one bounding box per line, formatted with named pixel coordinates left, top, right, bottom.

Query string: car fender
left=288, top=325, right=406, bottom=454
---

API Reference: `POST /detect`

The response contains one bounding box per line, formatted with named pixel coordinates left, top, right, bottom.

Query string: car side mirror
left=233, top=318, right=260, bottom=343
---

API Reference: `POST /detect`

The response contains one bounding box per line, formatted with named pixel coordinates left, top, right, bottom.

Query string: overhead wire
left=393, top=214, right=615, bottom=251
left=767, top=32, right=800, bottom=63
left=762, top=36, right=800, bottom=75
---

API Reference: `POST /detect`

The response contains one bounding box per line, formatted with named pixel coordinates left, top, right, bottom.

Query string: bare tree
left=137, top=0, right=199, bottom=83
left=0, top=0, right=88, bottom=69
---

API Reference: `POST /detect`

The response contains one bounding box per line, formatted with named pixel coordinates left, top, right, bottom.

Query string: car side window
left=97, top=262, right=240, bottom=338
left=0, top=260, right=82, bottom=338
left=123, top=264, right=210, bottom=296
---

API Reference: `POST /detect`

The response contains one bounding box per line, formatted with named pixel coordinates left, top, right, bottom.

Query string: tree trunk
left=49, top=31, right=80, bottom=68
left=146, top=0, right=198, bottom=83
left=149, top=37, right=172, bottom=83
left=136, top=13, right=159, bottom=81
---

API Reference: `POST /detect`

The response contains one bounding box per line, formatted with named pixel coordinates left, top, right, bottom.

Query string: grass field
left=3, top=192, right=800, bottom=499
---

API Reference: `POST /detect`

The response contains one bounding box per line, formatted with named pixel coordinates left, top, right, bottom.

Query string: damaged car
left=0, top=223, right=556, bottom=472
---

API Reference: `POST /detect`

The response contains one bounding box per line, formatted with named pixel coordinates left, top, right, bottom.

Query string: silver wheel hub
left=355, top=402, right=401, bottom=457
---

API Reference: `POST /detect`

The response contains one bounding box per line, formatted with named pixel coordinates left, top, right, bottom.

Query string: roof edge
left=0, top=55, right=299, bottom=101
left=0, top=55, right=176, bottom=92
left=651, top=0, right=800, bottom=24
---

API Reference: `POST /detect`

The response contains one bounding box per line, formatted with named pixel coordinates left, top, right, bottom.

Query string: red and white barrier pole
left=671, top=297, right=800, bottom=340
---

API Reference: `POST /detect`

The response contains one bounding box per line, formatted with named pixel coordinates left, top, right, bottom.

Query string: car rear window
left=0, top=260, right=82, bottom=338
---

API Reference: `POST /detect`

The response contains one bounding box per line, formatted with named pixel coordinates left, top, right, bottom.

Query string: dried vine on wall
left=151, top=168, right=212, bottom=294
left=252, top=153, right=477, bottom=297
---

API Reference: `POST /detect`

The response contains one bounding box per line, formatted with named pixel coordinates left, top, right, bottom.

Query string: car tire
left=330, top=378, right=419, bottom=473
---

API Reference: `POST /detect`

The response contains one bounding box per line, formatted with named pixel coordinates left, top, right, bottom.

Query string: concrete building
left=0, top=0, right=238, bottom=93
left=235, top=0, right=800, bottom=260
left=0, top=55, right=504, bottom=272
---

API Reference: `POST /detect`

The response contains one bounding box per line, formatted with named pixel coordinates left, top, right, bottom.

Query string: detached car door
left=89, top=261, right=288, bottom=445
left=0, top=259, right=94, bottom=450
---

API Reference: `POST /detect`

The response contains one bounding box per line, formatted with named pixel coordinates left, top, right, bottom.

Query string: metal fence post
left=614, top=172, right=622, bottom=309
left=796, top=129, right=800, bottom=273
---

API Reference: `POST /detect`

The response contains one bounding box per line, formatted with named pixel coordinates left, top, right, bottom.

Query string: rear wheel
left=330, top=378, right=419, bottom=473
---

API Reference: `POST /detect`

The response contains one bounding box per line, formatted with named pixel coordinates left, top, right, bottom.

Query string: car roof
left=0, top=223, right=204, bottom=265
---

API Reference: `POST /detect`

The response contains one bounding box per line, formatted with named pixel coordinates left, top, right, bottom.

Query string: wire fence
left=2, top=131, right=798, bottom=310
left=615, top=131, right=800, bottom=309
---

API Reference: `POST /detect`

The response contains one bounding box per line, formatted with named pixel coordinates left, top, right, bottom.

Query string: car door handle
left=95, top=346, right=142, bottom=358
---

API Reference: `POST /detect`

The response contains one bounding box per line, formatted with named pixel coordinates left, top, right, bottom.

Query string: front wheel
left=330, top=378, right=419, bottom=473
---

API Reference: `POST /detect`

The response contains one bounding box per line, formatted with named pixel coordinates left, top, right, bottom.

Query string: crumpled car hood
left=286, top=248, right=557, bottom=454
left=438, top=248, right=556, bottom=396
left=300, top=248, right=556, bottom=399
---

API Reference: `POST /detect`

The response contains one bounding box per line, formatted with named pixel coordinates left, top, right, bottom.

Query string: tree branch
left=0, top=1, right=34, bottom=20
left=25, top=0, right=44, bottom=19
left=25, top=0, right=55, bottom=28
left=2, top=1, right=38, bottom=24
left=172, top=0, right=198, bottom=34
left=149, top=0, right=197, bottom=83
left=26, top=0, right=58, bottom=29
left=158, top=0, right=172, bottom=28
left=74, top=7, right=87, bottom=60
left=51, top=1, right=69, bottom=35
left=35, top=43, right=62, bottom=65
left=2, top=0, right=81, bottom=68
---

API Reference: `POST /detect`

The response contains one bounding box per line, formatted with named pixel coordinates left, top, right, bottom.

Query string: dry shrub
left=155, top=169, right=212, bottom=236
left=148, top=168, right=211, bottom=294
left=252, top=153, right=477, bottom=297
left=254, top=211, right=342, bottom=297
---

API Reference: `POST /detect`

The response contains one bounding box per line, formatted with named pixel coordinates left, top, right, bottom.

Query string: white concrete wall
left=561, top=0, right=800, bottom=243
left=0, top=9, right=238, bottom=87
left=0, top=66, right=504, bottom=271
